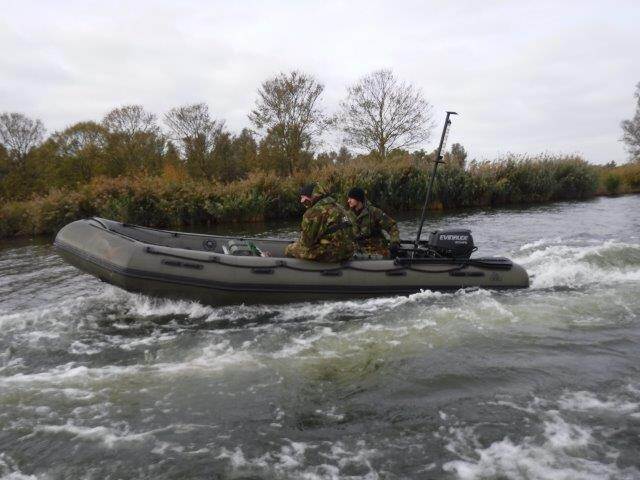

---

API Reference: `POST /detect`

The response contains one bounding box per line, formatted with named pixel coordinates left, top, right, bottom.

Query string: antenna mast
left=412, top=111, right=458, bottom=256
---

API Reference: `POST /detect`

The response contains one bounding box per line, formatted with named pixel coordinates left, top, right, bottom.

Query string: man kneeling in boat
left=285, top=183, right=356, bottom=262
left=347, top=187, right=400, bottom=258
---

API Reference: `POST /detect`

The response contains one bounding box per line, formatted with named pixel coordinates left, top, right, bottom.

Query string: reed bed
left=0, top=153, right=617, bottom=239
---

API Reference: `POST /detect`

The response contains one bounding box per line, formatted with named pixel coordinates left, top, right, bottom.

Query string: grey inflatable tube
left=54, top=217, right=529, bottom=306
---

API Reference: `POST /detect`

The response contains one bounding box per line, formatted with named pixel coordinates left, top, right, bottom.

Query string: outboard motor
left=428, top=229, right=475, bottom=259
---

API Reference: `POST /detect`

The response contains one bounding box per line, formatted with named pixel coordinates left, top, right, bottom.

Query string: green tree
left=212, top=132, right=237, bottom=182
left=315, top=150, right=337, bottom=167
left=604, top=172, right=621, bottom=194
left=0, top=144, right=10, bottom=198
left=163, top=141, right=182, bottom=168
left=231, top=128, right=257, bottom=174
left=164, top=103, right=225, bottom=179
left=102, top=105, right=165, bottom=176
left=0, top=144, right=9, bottom=178
left=249, top=71, right=326, bottom=175
left=0, top=112, right=47, bottom=199
left=336, top=146, right=352, bottom=165
left=48, top=121, right=108, bottom=186
left=446, top=143, right=468, bottom=169
left=256, top=127, right=290, bottom=176
left=0, top=112, right=46, bottom=167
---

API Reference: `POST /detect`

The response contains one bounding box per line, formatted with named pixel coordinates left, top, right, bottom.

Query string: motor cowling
left=428, top=229, right=475, bottom=258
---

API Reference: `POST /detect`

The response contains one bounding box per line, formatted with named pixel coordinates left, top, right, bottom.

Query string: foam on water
left=216, top=439, right=380, bottom=480
left=515, top=240, right=640, bottom=290
left=0, top=362, right=133, bottom=385
left=122, top=293, right=217, bottom=319
left=0, top=454, right=38, bottom=480
left=3, top=235, right=637, bottom=336
left=4, top=238, right=639, bottom=391
left=34, top=422, right=155, bottom=448
left=558, top=390, right=639, bottom=414
left=2, top=197, right=640, bottom=479
left=442, top=386, right=640, bottom=480
left=72, top=240, right=640, bottom=343
left=0, top=340, right=263, bottom=388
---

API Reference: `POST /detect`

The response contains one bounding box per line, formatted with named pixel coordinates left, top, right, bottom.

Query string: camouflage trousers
left=284, top=240, right=355, bottom=263
left=356, top=239, right=390, bottom=257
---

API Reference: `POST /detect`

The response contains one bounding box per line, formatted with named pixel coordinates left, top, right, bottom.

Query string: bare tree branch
left=164, top=103, right=225, bottom=158
left=50, top=121, right=107, bottom=157
left=0, top=112, right=46, bottom=164
left=101, top=105, right=165, bottom=175
left=336, top=70, right=434, bottom=158
left=102, top=105, right=160, bottom=138
left=621, top=81, right=640, bottom=162
left=249, top=71, right=326, bottom=174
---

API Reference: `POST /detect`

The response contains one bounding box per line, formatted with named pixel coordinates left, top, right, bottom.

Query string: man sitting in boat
left=284, top=183, right=356, bottom=262
left=347, top=187, right=400, bottom=258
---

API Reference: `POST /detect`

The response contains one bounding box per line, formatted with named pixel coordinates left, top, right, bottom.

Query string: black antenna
left=412, top=111, right=458, bottom=257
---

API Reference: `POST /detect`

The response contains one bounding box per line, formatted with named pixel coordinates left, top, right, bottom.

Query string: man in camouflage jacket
left=347, top=187, right=400, bottom=257
left=285, top=183, right=356, bottom=262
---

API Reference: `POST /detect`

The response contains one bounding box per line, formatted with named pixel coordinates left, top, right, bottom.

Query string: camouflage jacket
left=349, top=203, right=400, bottom=254
left=300, top=196, right=355, bottom=252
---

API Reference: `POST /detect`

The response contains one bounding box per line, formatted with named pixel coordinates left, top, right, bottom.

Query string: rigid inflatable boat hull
left=54, top=218, right=529, bottom=306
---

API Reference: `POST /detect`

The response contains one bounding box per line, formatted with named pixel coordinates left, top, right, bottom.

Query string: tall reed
left=0, top=154, right=604, bottom=239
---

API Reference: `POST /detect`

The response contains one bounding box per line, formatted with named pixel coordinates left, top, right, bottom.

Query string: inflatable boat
left=54, top=217, right=529, bottom=305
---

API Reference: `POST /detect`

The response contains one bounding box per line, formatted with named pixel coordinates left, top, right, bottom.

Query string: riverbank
left=1, top=154, right=638, bottom=239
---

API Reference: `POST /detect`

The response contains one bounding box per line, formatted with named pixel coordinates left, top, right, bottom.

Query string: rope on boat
left=89, top=219, right=505, bottom=275
left=143, top=246, right=469, bottom=275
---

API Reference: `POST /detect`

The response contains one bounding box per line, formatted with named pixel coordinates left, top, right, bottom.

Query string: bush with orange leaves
left=0, top=153, right=603, bottom=239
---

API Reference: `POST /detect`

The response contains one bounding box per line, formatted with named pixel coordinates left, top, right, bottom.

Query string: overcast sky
left=2, top=0, right=639, bottom=163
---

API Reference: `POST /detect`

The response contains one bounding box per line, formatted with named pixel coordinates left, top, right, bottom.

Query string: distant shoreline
left=1, top=155, right=638, bottom=240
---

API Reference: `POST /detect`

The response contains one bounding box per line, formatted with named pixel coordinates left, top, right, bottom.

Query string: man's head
left=299, top=183, right=315, bottom=205
left=299, top=182, right=327, bottom=206
left=347, top=187, right=366, bottom=210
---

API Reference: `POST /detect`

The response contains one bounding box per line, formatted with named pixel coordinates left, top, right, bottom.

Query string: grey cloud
left=1, top=0, right=639, bottom=162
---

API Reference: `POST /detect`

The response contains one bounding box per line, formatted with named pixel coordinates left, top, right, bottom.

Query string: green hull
left=54, top=218, right=529, bottom=305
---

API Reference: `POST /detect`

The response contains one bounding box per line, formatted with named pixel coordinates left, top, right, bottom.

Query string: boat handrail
left=143, top=245, right=473, bottom=275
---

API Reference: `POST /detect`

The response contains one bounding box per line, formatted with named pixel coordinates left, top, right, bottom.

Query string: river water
left=1, top=195, right=640, bottom=479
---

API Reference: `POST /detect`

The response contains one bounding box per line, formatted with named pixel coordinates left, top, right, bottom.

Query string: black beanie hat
left=347, top=187, right=365, bottom=203
left=299, top=183, right=316, bottom=196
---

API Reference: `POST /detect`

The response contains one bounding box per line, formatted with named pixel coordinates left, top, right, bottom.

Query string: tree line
left=0, top=69, right=436, bottom=200
left=621, top=81, right=640, bottom=163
